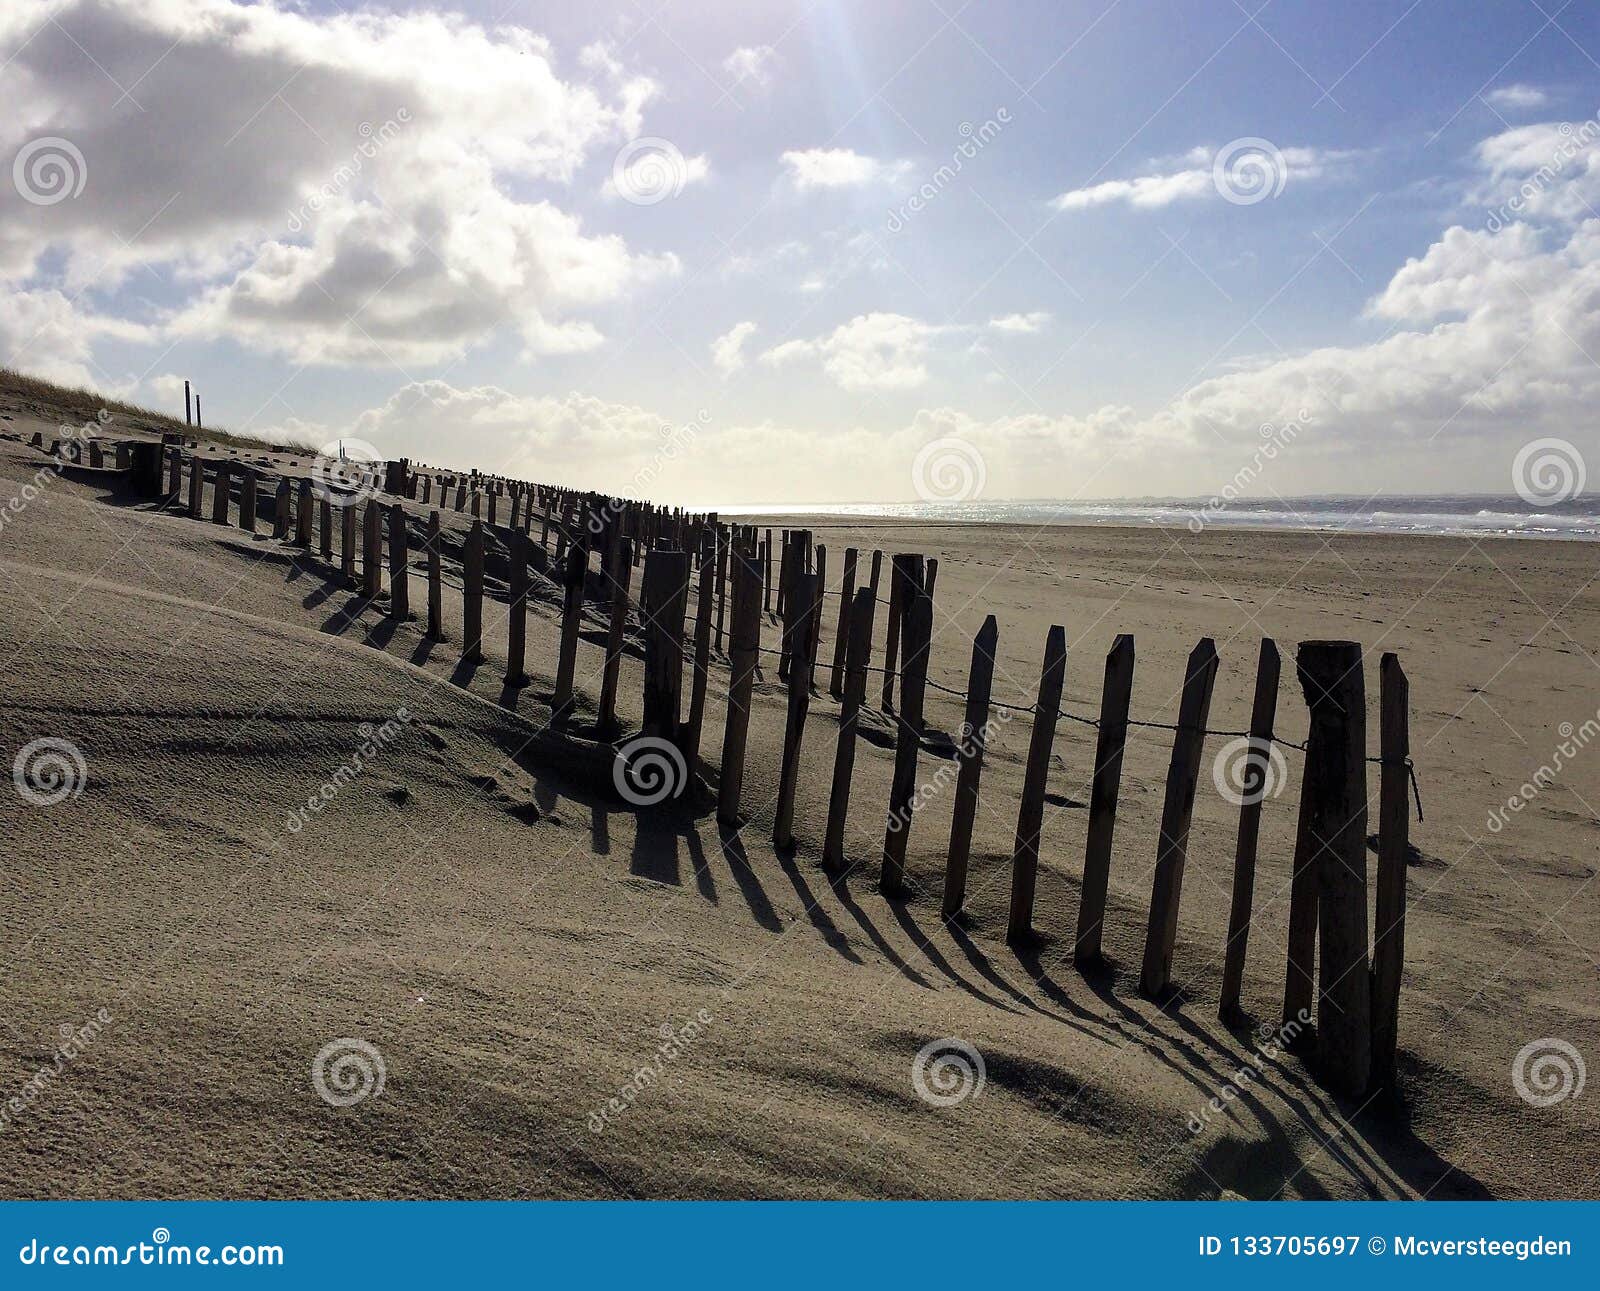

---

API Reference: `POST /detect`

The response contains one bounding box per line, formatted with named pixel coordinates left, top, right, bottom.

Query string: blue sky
left=3, top=0, right=1599, bottom=505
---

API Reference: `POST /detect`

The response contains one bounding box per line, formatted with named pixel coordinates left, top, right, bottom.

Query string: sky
left=2, top=0, right=1599, bottom=508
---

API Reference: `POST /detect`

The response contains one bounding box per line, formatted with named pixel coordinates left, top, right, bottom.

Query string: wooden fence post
left=340, top=504, right=357, bottom=584
left=461, top=520, right=484, bottom=663
left=1219, top=639, right=1282, bottom=1018
left=880, top=554, right=907, bottom=711
left=598, top=536, right=634, bottom=735
left=1371, top=652, right=1410, bottom=1089
left=272, top=478, right=290, bottom=539
left=505, top=528, right=529, bottom=685
left=237, top=468, right=257, bottom=532
left=1298, top=641, right=1373, bottom=1096
left=640, top=547, right=690, bottom=743
left=882, top=586, right=933, bottom=897
left=942, top=614, right=997, bottom=919
left=829, top=547, right=858, bottom=698
left=386, top=503, right=409, bottom=619
left=320, top=497, right=333, bottom=561
left=166, top=449, right=183, bottom=506
left=362, top=500, right=382, bottom=598
left=762, top=531, right=773, bottom=613
left=714, top=526, right=728, bottom=652
left=823, top=586, right=878, bottom=870
left=808, top=544, right=826, bottom=690
left=211, top=462, right=230, bottom=525
left=187, top=455, right=204, bottom=517
left=683, top=548, right=715, bottom=768
left=1139, top=638, right=1221, bottom=998
left=774, top=571, right=822, bottom=850
left=1075, top=634, right=1136, bottom=966
left=1008, top=625, right=1067, bottom=945
left=426, top=510, right=444, bottom=640
left=552, top=539, right=588, bottom=726
left=718, top=549, right=762, bottom=824
left=1282, top=764, right=1319, bottom=1032
left=295, top=478, right=312, bottom=546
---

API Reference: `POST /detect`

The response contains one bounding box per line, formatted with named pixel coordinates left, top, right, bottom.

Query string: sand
left=0, top=386, right=1595, bottom=1200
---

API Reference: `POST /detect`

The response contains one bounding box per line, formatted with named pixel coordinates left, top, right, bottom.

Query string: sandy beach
left=1, top=387, right=1596, bottom=1200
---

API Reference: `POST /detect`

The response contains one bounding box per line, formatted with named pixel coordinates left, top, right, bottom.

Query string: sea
left=716, top=494, right=1600, bottom=541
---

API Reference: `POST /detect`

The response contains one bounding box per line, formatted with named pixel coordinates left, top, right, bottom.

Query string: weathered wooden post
left=718, top=550, right=763, bottom=824
left=185, top=379, right=191, bottom=426
left=881, top=584, right=933, bottom=897
left=295, top=478, right=312, bottom=546
left=807, top=544, right=826, bottom=690
left=166, top=448, right=183, bottom=506
left=684, top=548, right=715, bottom=768
left=828, top=547, right=858, bottom=698
left=1298, top=640, right=1373, bottom=1096
left=1282, top=767, right=1320, bottom=1030
left=1139, top=638, right=1221, bottom=998
left=552, top=538, right=588, bottom=726
left=598, top=536, right=634, bottom=734
left=773, top=571, right=822, bottom=850
left=272, top=478, right=290, bottom=539
left=239, top=468, right=259, bottom=532
left=340, top=503, right=358, bottom=583
left=461, top=520, right=485, bottom=663
left=421, top=476, right=431, bottom=506
left=1371, top=652, right=1410, bottom=1089
left=942, top=615, right=998, bottom=920
left=426, top=510, right=444, bottom=640
left=1008, top=625, right=1067, bottom=945
left=320, top=497, right=333, bottom=561
left=505, top=528, right=529, bottom=686
left=211, top=461, right=230, bottom=525
left=1074, top=634, right=1136, bottom=966
left=762, top=530, right=773, bottom=612
left=187, top=454, right=204, bottom=517
left=362, top=500, right=383, bottom=598
left=1219, top=639, right=1283, bottom=1018
left=640, top=547, right=690, bottom=744
left=880, top=554, right=906, bottom=711
left=714, top=526, right=729, bottom=652
left=387, top=503, right=409, bottom=619
left=823, top=585, right=879, bottom=870
left=454, top=481, right=467, bottom=512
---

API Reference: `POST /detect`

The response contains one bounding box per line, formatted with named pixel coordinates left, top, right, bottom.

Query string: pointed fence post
left=774, top=572, right=822, bottom=850
left=461, top=520, right=484, bottom=663
left=1075, top=634, right=1136, bottom=966
left=640, top=547, right=690, bottom=744
left=882, top=584, right=932, bottom=897
left=1298, top=641, right=1373, bottom=1096
left=762, top=531, right=773, bottom=613
left=387, top=503, right=409, bottom=619
left=1008, top=625, right=1067, bottom=945
left=829, top=547, right=857, bottom=698
left=823, top=586, right=878, bottom=870
left=718, top=549, right=763, bottom=824
left=684, top=548, right=715, bottom=769
left=1282, top=763, right=1320, bottom=1031
left=426, top=510, right=444, bottom=640
left=1139, top=638, right=1221, bottom=998
left=880, top=555, right=907, bottom=711
left=942, top=614, right=997, bottom=919
left=1371, top=652, right=1411, bottom=1090
left=598, top=537, right=634, bottom=735
left=1219, top=639, right=1283, bottom=1018
left=714, top=526, right=729, bottom=652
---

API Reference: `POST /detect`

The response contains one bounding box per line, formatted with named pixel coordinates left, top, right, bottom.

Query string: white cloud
left=0, top=289, right=149, bottom=388
left=0, top=0, right=676, bottom=366
left=988, top=311, right=1051, bottom=334
left=1052, top=145, right=1353, bottom=211
left=761, top=312, right=939, bottom=391
left=1485, top=84, right=1550, bottom=111
left=781, top=147, right=911, bottom=190
left=724, top=45, right=777, bottom=87
left=711, top=321, right=758, bottom=377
